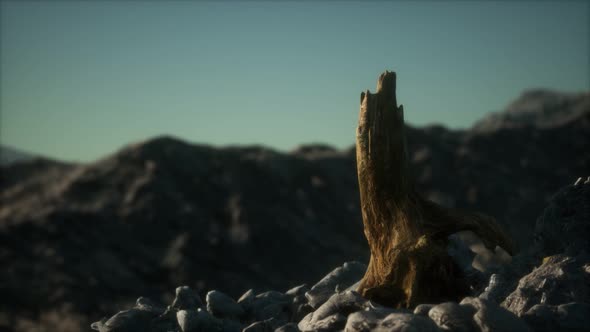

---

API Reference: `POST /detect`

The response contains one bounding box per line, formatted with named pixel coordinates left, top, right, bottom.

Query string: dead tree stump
left=355, top=71, right=514, bottom=308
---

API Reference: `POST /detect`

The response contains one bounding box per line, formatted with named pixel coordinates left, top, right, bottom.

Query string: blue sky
left=1, top=1, right=588, bottom=162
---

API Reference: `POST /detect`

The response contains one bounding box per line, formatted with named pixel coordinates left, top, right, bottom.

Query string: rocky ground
left=91, top=176, right=590, bottom=332
left=0, top=89, right=589, bottom=331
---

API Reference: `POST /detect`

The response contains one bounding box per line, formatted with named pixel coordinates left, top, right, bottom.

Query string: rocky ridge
left=92, top=177, right=590, bottom=331
left=0, top=145, right=38, bottom=167
left=472, top=89, right=590, bottom=131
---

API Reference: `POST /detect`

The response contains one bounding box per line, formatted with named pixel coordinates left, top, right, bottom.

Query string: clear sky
left=1, top=1, right=588, bottom=162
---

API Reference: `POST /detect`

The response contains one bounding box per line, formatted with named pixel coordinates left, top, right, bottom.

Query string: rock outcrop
left=89, top=173, right=590, bottom=331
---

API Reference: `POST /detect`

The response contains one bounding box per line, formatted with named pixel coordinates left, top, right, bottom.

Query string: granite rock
left=502, top=253, right=590, bottom=316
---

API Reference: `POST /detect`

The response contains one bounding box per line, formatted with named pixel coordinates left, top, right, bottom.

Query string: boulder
left=242, top=291, right=292, bottom=323
left=344, top=310, right=386, bottom=332
left=243, top=318, right=283, bottom=332
left=344, top=307, right=406, bottom=332
left=298, top=312, right=347, bottom=332
left=286, top=285, right=312, bottom=322
left=206, top=290, right=244, bottom=319
left=534, top=177, right=590, bottom=257
left=460, top=297, right=530, bottom=332
left=521, top=304, right=559, bottom=332
left=299, top=291, right=367, bottom=331
left=221, top=318, right=242, bottom=332
left=502, top=253, right=590, bottom=316
left=413, top=304, right=435, bottom=316
left=134, top=296, right=166, bottom=316
left=171, top=286, right=203, bottom=311
left=177, top=309, right=223, bottom=332
left=286, top=284, right=309, bottom=298
left=556, top=302, right=590, bottom=332
left=305, top=262, right=366, bottom=309
left=427, top=302, right=476, bottom=332
left=274, top=322, right=300, bottom=332
left=374, top=313, right=440, bottom=332
left=91, top=308, right=155, bottom=332
left=522, top=302, right=590, bottom=332
left=238, top=289, right=256, bottom=307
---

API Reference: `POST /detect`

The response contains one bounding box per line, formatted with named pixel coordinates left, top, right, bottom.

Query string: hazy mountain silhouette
left=473, top=89, right=590, bottom=131
left=0, top=145, right=38, bottom=166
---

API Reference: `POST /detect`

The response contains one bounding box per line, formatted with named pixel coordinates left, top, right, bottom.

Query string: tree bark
left=355, top=71, right=514, bottom=308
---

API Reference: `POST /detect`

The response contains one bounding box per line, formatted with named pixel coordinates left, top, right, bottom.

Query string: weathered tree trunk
left=356, top=71, right=514, bottom=308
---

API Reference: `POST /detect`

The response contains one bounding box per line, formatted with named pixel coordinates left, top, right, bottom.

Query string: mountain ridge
left=0, top=89, right=588, bottom=331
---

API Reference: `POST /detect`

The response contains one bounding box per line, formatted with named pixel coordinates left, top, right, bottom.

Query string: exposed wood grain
left=355, top=71, right=514, bottom=308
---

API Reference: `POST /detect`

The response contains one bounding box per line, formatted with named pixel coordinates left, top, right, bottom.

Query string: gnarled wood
left=356, top=71, right=514, bottom=308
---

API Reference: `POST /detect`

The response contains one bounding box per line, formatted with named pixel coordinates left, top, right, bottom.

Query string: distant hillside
left=0, top=89, right=588, bottom=331
left=473, top=89, right=590, bottom=131
left=0, top=145, right=37, bottom=166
